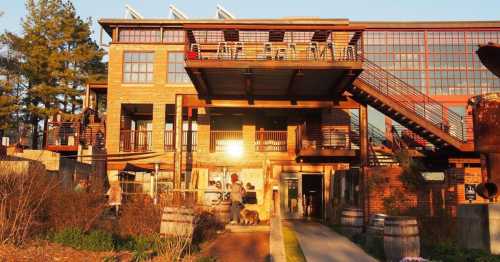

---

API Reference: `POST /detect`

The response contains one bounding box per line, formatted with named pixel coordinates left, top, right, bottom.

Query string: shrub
left=192, top=211, right=224, bottom=245
left=118, top=196, right=161, bottom=238
left=0, top=163, right=57, bottom=245
left=45, top=187, right=107, bottom=233
left=51, top=228, right=114, bottom=251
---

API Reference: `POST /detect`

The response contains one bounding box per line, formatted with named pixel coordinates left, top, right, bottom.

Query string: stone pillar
left=152, top=104, right=165, bottom=152
left=174, top=95, right=183, bottom=191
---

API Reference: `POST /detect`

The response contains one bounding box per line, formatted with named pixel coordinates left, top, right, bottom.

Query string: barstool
left=234, top=42, right=245, bottom=60
left=307, top=42, right=319, bottom=60
left=217, top=42, right=231, bottom=60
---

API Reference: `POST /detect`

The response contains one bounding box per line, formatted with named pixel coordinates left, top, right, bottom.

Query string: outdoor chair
left=275, top=47, right=287, bottom=60
left=307, top=42, right=319, bottom=60
left=233, top=42, right=245, bottom=60
left=263, top=42, right=273, bottom=60
left=287, top=43, right=297, bottom=60
left=217, top=42, right=231, bottom=60
left=189, top=43, right=201, bottom=60
left=320, top=42, right=335, bottom=61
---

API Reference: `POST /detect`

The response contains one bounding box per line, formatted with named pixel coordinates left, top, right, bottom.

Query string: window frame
left=122, top=51, right=155, bottom=84
left=166, top=51, right=190, bottom=84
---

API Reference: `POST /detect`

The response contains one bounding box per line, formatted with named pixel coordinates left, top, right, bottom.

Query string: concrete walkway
left=290, top=221, right=378, bottom=262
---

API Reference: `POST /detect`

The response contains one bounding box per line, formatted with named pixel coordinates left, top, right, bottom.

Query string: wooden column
left=359, top=103, right=369, bottom=222
left=174, top=95, right=183, bottom=193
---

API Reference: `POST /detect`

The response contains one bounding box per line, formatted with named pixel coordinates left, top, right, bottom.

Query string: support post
left=359, top=103, right=369, bottom=223
left=174, top=95, right=183, bottom=203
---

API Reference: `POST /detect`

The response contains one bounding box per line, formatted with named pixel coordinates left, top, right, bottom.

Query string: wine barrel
left=213, top=201, right=231, bottom=223
left=340, top=207, right=364, bottom=236
left=367, top=213, right=387, bottom=236
left=160, top=206, right=195, bottom=236
left=384, top=216, right=420, bottom=262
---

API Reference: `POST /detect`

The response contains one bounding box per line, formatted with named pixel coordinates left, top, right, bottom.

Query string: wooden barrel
left=340, top=207, right=364, bottom=236
left=367, top=213, right=387, bottom=236
left=384, top=216, right=420, bottom=262
left=160, top=206, right=195, bottom=237
left=213, top=201, right=231, bottom=223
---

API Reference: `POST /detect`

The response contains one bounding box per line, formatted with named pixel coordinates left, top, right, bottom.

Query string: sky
left=1, top=0, right=500, bottom=42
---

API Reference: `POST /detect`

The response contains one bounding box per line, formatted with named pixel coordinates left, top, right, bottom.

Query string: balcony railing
left=120, top=130, right=152, bottom=152
left=186, top=30, right=362, bottom=62
left=46, top=122, right=79, bottom=147
left=164, top=130, right=174, bottom=151
left=210, top=130, right=243, bottom=153
left=255, top=130, right=287, bottom=152
left=164, top=130, right=198, bottom=152
left=296, top=124, right=355, bottom=153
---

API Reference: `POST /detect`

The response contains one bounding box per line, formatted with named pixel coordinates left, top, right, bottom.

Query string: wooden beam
left=330, top=70, right=358, bottom=98
left=191, top=69, right=212, bottom=104
left=287, top=70, right=304, bottom=104
left=242, top=69, right=254, bottom=104
left=186, top=60, right=363, bottom=70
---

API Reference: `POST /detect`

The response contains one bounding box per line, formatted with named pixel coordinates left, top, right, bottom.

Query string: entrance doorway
left=302, top=174, right=323, bottom=220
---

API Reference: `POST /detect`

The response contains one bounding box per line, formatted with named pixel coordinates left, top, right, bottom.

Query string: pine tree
left=1, top=0, right=106, bottom=148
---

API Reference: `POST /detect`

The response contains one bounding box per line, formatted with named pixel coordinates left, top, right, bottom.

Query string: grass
left=281, top=223, right=306, bottom=262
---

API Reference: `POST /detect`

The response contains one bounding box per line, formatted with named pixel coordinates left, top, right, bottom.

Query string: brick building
left=47, top=17, right=500, bottom=222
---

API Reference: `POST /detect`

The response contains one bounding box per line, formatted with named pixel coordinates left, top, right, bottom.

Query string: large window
left=119, top=28, right=161, bottom=43
left=167, top=52, right=190, bottom=84
left=163, top=30, right=185, bottom=43
left=123, top=52, right=154, bottom=84
left=364, top=30, right=500, bottom=96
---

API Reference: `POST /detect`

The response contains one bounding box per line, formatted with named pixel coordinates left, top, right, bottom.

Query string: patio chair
left=287, top=43, right=297, bottom=60
left=307, top=42, right=319, bottom=60
left=217, top=42, right=231, bottom=60
left=234, top=42, right=245, bottom=60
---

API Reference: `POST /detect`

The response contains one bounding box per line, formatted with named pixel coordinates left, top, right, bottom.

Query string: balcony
left=295, top=124, right=357, bottom=157
left=184, top=27, right=364, bottom=102
left=210, top=130, right=243, bottom=153
left=164, top=130, right=198, bottom=152
left=46, top=122, right=80, bottom=152
left=120, top=130, right=152, bottom=152
left=255, top=130, right=287, bottom=152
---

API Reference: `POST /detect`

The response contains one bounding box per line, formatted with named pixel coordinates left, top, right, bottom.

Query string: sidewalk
left=289, top=220, right=378, bottom=262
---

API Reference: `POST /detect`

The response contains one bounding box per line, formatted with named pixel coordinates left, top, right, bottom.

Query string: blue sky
left=1, top=0, right=500, bottom=41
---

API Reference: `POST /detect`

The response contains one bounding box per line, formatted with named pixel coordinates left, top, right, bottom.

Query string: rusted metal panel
left=470, top=93, right=500, bottom=153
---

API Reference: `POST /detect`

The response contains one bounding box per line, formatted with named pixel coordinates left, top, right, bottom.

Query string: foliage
left=192, top=211, right=224, bottom=245
left=117, top=196, right=162, bottom=238
left=1, top=0, right=106, bottom=147
left=396, top=151, right=425, bottom=192
left=50, top=228, right=114, bottom=251
left=0, top=163, right=57, bottom=245
left=196, top=256, right=219, bottom=262
left=422, top=241, right=500, bottom=262
left=382, top=186, right=412, bottom=216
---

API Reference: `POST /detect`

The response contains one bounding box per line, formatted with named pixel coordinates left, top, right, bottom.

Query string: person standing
left=230, top=173, right=245, bottom=224
left=106, top=180, right=123, bottom=216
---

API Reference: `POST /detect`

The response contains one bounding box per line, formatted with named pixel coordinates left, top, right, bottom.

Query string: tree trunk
left=31, top=116, right=39, bottom=149
left=42, top=117, right=49, bottom=149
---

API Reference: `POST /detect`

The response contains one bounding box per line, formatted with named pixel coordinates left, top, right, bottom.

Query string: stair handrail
left=358, top=57, right=466, bottom=143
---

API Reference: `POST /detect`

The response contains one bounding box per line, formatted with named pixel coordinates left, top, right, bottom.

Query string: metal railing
left=349, top=113, right=387, bottom=147
left=255, top=130, right=287, bottom=152
left=120, top=130, right=152, bottom=152
left=186, top=30, right=362, bottom=62
left=164, top=130, right=174, bottom=151
left=209, top=130, right=243, bottom=152
left=295, top=124, right=355, bottom=152
left=358, top=58, right=466, bottom=143
left=46, top=122, right=79, bottom=147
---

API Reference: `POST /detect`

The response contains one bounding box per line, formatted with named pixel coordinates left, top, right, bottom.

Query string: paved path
left=290, top=221, right=378, bottom=262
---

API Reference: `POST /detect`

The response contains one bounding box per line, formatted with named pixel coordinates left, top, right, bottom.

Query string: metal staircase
left=348, top=58, right=472, bottom=151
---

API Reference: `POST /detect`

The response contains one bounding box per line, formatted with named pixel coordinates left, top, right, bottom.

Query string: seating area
left=186, top=30, right=361, bottom=62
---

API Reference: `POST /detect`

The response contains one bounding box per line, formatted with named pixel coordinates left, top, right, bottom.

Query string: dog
left=239, top=208, right=260, bottom=225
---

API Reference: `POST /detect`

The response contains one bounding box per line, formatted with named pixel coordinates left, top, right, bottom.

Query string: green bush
left=81, top=230, right=115, bottom=251
left=423, top=242, right=500, bottom=262
left=50, top=228, right=114, bottom=251
left=51, top=228, right=85, bottom=249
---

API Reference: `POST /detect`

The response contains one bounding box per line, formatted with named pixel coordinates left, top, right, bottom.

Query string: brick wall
left=365, top=166, right=483, bottom=218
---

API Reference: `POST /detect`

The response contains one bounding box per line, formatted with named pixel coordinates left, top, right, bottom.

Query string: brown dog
left=240, top=208, right=260, bottom=225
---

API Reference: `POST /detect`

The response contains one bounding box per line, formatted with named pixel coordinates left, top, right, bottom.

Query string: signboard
left=465, top=184, right=477, bottom=201
left=421, top=172, right=445, bottom=181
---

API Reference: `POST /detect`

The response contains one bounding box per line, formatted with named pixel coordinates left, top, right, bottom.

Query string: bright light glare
left=225, top=141, right=243, bottom=158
